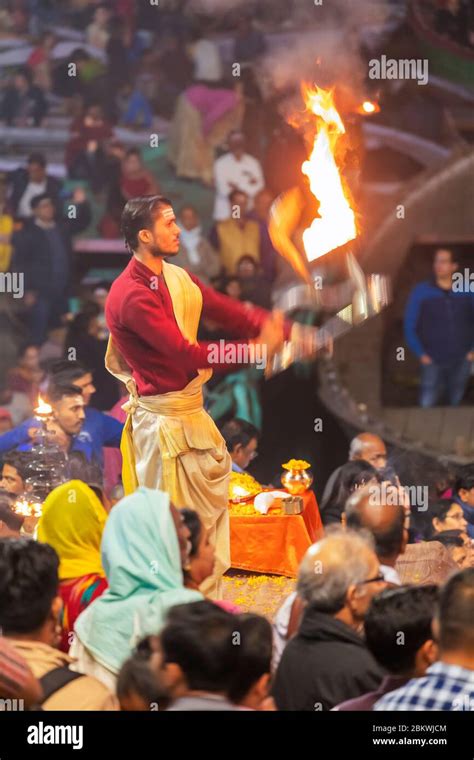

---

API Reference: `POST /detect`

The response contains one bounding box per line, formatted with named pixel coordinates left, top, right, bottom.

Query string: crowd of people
left=0, top=0, right=473, bottom=717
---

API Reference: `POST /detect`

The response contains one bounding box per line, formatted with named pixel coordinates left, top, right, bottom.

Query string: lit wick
left=34, top=396, right=53, bottom=421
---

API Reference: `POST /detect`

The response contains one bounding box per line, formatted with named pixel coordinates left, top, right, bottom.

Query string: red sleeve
left=122, top=287, right=267, bottom=373
left=189, top=273, right=292, bottom=340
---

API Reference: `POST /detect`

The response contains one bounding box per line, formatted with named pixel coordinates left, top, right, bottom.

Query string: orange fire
left=301, top=84, right=357, bottom=263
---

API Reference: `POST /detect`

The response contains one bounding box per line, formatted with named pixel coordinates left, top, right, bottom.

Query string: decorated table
left=228, top=462, right=324, bottom=577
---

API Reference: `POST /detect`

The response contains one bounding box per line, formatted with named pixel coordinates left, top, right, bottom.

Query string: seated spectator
left=232, top=15, right=266, bottom=63
left=7, top=152, right=62, bottom=221
left=0, top=496, right=24, bottom=538
left=46, top=359, right=123, bottom=464
left=181, top=507, right=240, bottom=613
left=6, top=344, right=43, bottom=403
left=189, top=26, right=223, bottom=84
left=0, top=636, right=43, bottom=708
left=213, top=131, right=264, bottom=221
left=157, top=35, right=193, bottom=117
left=220, top=418, right=259, bottom=473
left=228, top=613, right=274, bottom=710
left=86, top=3, right=112, bottom=51
left=162, top=601, right=239, bottom=711
left=272, top=529, right=386, bottom=710
left=117, top=635, right=171, bottom=711
left=119, top=148, right=159, bottom=200
left=0, top=68, right=48, bottom=127
left=0, top=539, right=117, bottom=709
left=172, top=205, right=220, bottom=284
left=210, top=190, right=263, bottom=276
left=426, top=530, right=470, bottom=568
left=236, top=256, right=272, bottom=309
left=118, top=80, right=154, bottom=130
left=27, top=32, right=56, bottom=92
left=38, top=327, right=67, bottom=366
left=375, top=568, right=474, bottom=710
left=11, top=188, right=91, bottom=345
left=247, top=188, right=279, bottom=282
left=335, top=585, right=439, bottom=710
left=69, top=488, right=202, bottom=690
left=0, top=451, right=31, bottom=497
left=65, top=104, right=114, bottom=192
left=454, top=466, right=474, bottom=538
left=91, top=286, right=109, bottom=340
left=220, top=276, right=242, bottom=301
left=37, top=480, right=109, bottom=653
left=0, top=384, right=107, bottom=484
left=423, top=499, right=468, bottom=540
left=0, top=380, right=31, bottom=426
left=321, top=460, right=380, bottom=526
left=344, top=483, right=409, bottom=585
left=0, top=180, right=13, bottom=271
left=320, top=432, right=388, bottom=512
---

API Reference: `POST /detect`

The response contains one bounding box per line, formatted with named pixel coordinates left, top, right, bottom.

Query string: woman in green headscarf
left=69, top=488, right=202, bottom=690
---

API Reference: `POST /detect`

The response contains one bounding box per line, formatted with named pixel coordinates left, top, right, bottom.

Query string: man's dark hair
left=27, top=152, right=46, bottom=168
left=181, top=508, right=202, bottom=558
left=161, top=601, right=237, bottom=692
left=364, top=585, right=439, bottom=675
left=227, top=613, right=272, bottom=703
left=0, top=499, right=24, bottom=532
left=2, top=451, right=31, bottom=483
left=0, top=539, right=59, bottom=634
left=46, top=382, right=83, bottom=405
left=117, top=636, right=170, bottom=709
left=434, top=247, right=458, bottom=265
left=345, top=499, right=405, bottom=560
left=48, top=359, right=90, bottom=387
left=426, top=529, right=465, bottom=549
left=455, top=465, right=474, bottom=496
left=438, top=568, right=474, bottom=651
left=31, top=192, right=53, bottom=210
left=121, top=195, right=173, bottom=253
left=220, top=418, right=259, bottom=453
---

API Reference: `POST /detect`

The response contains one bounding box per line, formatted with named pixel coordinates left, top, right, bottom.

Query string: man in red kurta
left=105, top=195, right=288, bottom=598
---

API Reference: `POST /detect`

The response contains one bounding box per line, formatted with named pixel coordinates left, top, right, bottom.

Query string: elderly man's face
left=362, top=442, right=387, bottom=471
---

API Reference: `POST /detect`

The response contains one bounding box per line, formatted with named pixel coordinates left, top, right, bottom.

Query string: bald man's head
left=345, top=484, right=406, bottom=564
left=297, top=529, right=385, bottom=625
left=349, top=433, right=387, bottom=470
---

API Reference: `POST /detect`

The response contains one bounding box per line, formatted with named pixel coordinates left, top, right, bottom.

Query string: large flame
left=301, top=85, right=357, bottom=262
left=34, top=396, right=52, bottom=417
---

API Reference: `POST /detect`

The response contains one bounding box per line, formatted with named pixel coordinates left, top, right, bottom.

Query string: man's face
left=433, top=249, right=456, bottom=280
left=351, top=550, right=387, bottom=621
left=72, top=373, right=96, bottom=405
left=139, top=205, right=180, bottom=257
left=21, top=346, right=39, bottom=370
left=179, top=208, right=198, bottom=231
left=361, top=443, right=387, bottom=471
left=34, top=198, right=55, bottom=223
left=53, top=394, right=85, bottom=436
left=0, top=464, right=24, bottom=496
left=0, top=416, right=13, bottom=433
left=232, top=437, right=258, bottom=470
left=28, top=162, right=45, bottom=183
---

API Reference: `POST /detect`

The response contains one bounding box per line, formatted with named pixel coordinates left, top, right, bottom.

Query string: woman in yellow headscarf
left=38, top=480, right=108, bottom=653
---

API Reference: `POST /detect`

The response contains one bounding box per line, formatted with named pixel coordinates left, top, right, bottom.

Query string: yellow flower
left=282, top=458, right=311, bottom=470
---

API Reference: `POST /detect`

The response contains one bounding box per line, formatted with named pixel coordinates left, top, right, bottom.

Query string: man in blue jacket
left=404, top=248, right=474, bottom=407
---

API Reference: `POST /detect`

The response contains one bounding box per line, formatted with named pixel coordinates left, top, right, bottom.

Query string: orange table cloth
left=229, top=490, right=324, bottom=577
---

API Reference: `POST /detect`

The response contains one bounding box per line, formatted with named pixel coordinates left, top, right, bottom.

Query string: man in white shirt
left=191, top=36, right=223, bottom=83
left=213, top=131, right=264, bottom=221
